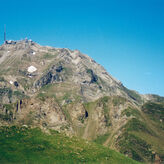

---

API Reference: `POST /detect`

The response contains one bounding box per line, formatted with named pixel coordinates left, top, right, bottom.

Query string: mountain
left=0, top=40, right=164, bottom=163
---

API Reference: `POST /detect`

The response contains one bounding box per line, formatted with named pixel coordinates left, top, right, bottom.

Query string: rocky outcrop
left=35, top=65, right=64, bottom=89
left=0, top=88, right=12, bottom=104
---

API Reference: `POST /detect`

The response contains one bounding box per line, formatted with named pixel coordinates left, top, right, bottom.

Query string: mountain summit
left=0, top=39, right=142, bottom=103
left=0, top=40, right=164, bottom=163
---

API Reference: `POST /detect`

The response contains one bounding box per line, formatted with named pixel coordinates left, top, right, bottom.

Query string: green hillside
left=0, top=126, right=140, bottom=164
left=115, top=101, right=164, bottom=163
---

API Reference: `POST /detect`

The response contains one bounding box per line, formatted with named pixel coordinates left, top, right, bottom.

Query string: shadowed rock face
left=56, top=65, right=63, bottom=72
left=34, top=65, right=65, bottom=89
left=0, top=40, right=164, bottom=163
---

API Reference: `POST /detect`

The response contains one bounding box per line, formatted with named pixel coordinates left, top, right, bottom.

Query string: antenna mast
left=4, top=25, right=6, bottom=44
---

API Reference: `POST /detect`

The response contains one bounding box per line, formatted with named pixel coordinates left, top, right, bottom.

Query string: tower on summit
left=4, top=25, right=6, bottom=44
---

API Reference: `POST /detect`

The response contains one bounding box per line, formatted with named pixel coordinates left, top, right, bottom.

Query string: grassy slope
left=141, top=102, right=164, bottom=161
left=116, top=101, right=164, bottom=163
left=1, top=91, right=164, bottom=163
left=0, top=126, right=140, bottom=164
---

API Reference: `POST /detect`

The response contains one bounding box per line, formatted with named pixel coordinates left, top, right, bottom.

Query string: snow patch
left=10, top=81, right=13, bottom=84
left=27, top=66, right=37, bottom=73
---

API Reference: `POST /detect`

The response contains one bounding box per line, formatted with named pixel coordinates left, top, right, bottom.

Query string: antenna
left=4, top=25, right=6, bottom=44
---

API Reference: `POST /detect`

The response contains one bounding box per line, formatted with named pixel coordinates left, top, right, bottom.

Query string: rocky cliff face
left=0, top=40, right=164, bottom=163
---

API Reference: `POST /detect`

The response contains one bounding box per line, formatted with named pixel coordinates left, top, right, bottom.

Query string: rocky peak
left=0, top=39, right=42, bottom=53
left=0, top=40, right=144, bottom=103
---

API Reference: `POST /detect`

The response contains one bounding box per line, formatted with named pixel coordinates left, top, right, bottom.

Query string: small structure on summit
left=3, top=25, right=17, bottom=45
left=5, top=40, right=17, bottom=45
left=2, top=25, right=32, bottom=46
left=4, top=25, right=6, bottom=44
left=27, top=66, right=37, bottom=73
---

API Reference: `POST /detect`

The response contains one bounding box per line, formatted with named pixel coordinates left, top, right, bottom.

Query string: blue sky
left=0, top=0, right=164, bottom=96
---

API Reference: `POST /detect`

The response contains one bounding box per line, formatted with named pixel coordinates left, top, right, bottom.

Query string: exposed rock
left=14, top=81, right=19, bottom=87
left=56, top=65, right=63, bottom=72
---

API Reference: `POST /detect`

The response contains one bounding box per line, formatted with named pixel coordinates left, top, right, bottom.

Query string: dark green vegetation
left=0, top=88, right=12, bottom=100
left=142, top=102, right=164, bottom=125
left=116, top=102, right=164, bottom=163
left=13, top=90, right=28, bottom=99
left=0, top=76, right=5, bottom=82
left=0, top=87, right=28, bottom=101
left=0, top=104, right=14, bottom=121
left=117, top=132, right=153, bottom=162
left=121, top=107, right=140, bottom=117
left=99, top=96, right=111, bottom=126
left=94, top=133, right=110, bottom=145
left=116, top=118, right=154, bottom=162
left=0, top=126, right=140, bottom=164
left=124, top=118, right=153, bottom=135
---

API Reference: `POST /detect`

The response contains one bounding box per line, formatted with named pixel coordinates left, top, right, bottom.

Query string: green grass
left=121, top=107, right=140, bottom=117
left=37, top=83, right=56, bottom=99
left=100, top=97, right=111, bottom=126
left=124, top=118, right=154, bottom=136
left=117, top=113, right=164, bottom=163
left=84, top=96, right=111, bottom=125
left=37, top=92, right=46, bottom=101
left=0, top=104, right=14, bottom=121
left=17, top=78, right=33, bottom=91
left=62, top=106, right=72, bottom=123
left=0, top=88, right=12, bottom=100
left=112, top=96, right=127, bottom=106
left=0, top=76, right=5, bottom=82
left=13, top=90, right=28, bottom=99
left=0, top=126, right=140, bottom=164
left=42, top=53, right=54, bottom=59
left=3, top=104, right=13, bottom=111
left=0, top=87, right=28, bottom=102
left=117, top=116, right=156, bottom=162
left=142, top=102, right=164, bottom=123
left=117, top=132, right=153, bottom=162
left=94, top=133, right=110, bottom=145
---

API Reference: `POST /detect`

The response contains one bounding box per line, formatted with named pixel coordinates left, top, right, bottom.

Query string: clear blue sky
left=0, top=0, right=164, bottom=96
